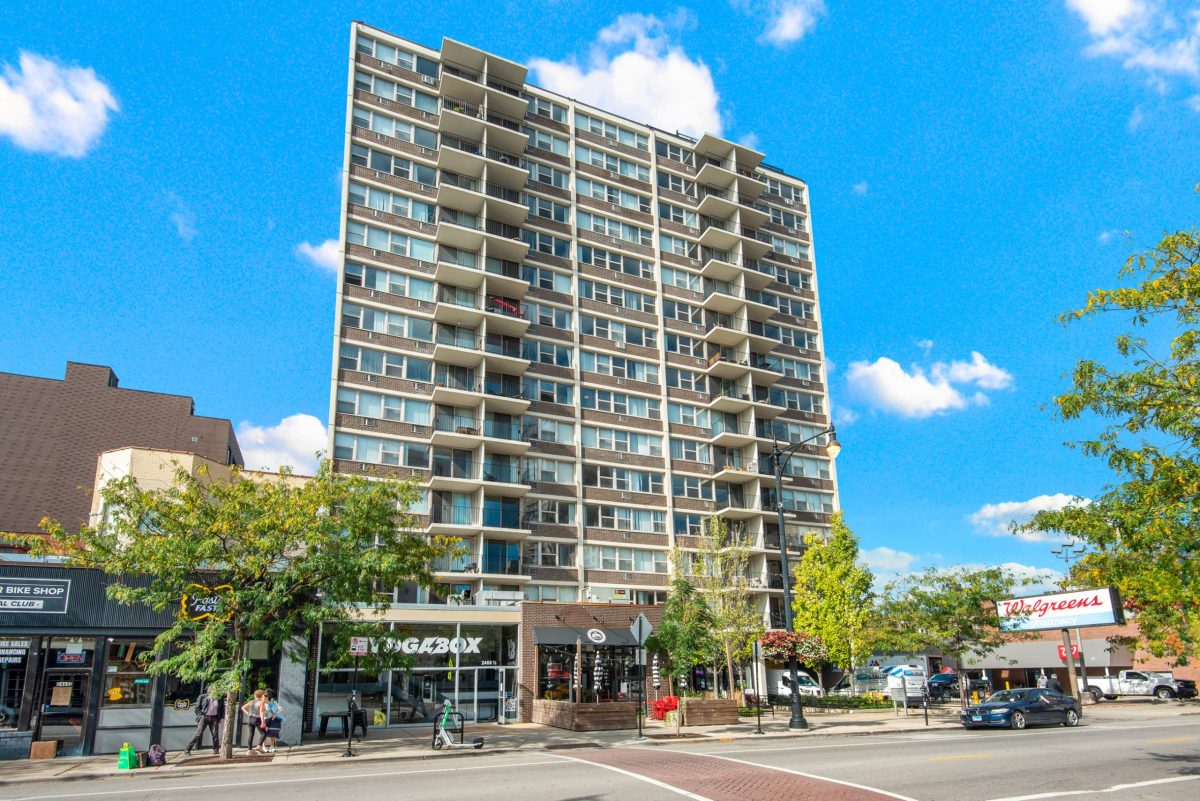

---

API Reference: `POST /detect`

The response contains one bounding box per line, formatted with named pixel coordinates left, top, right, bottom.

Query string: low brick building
left=0, top=362, right=242, bottom=539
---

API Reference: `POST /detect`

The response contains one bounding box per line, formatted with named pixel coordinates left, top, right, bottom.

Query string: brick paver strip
left=562, top=747, right=919, bottom=801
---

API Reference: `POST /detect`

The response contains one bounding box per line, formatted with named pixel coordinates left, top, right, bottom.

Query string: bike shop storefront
left=0, top=565, right=191, bottom=758
left=312, top=607, right=521, bottom=729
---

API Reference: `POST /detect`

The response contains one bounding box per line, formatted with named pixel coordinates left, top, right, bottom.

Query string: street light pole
left=771, top=426, right=841, bottom=731
left=1051, top=539, right=1089, bottom=699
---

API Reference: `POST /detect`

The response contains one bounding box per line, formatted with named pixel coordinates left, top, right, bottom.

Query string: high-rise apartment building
left=327, top=23, right=838, bottom=632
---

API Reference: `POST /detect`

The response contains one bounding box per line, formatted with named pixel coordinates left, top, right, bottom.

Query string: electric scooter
left=432, top=699, right=484, bottom=750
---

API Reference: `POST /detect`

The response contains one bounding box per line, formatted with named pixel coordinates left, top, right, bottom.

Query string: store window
left=102, top=640, right=154, bottom=707
left=0, top=637, right=32, bottom=729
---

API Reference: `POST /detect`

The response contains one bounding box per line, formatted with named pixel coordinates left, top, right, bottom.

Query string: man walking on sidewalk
left=185, top=687, right=224, bottom=755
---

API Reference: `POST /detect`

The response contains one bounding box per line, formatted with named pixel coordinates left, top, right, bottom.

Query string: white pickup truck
left=1082, top=670, right=1193, bottom=701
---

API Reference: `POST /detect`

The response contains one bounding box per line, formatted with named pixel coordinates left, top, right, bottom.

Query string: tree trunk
left=956, top=652, right=968, bottom=711
left=221, top=636, right=245, bottom=760
left=723, top=642, right=736, bottom=705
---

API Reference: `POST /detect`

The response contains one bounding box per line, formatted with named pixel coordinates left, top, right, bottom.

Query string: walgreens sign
left=997, top=587, right=1124, bottom=632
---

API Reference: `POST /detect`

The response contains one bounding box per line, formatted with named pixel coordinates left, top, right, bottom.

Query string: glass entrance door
left=38, top=670, right=91, bottom=756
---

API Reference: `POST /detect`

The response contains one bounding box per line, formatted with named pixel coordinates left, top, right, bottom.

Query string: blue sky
left=2, top=1, right=1198, bottom=585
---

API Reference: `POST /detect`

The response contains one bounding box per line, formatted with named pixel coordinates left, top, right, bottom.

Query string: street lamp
left=770, top=426, right=841, bottom=730
left=1051, top=539, right=1089, bottom=697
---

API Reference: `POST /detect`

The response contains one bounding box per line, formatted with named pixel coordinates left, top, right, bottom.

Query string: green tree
left=1020, top=227, right=1200, bottom=663
left=876, top=567, right=1033, bottom=707
left=11, top=460, right=452, bottom=758
left=694, top=517, right=763, bottom=698
left=790, top=513, right=876, bottom=686
left=646, top=556, right=715, bottom=733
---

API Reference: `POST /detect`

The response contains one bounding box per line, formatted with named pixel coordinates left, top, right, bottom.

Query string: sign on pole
left=349, top=636, right=370, bottom=656
left=630, top=613, right=652, bottom=645
left=996, top=587, right=1124, bottom=632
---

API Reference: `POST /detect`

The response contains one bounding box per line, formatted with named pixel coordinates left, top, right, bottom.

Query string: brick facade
left=0, top=362, right=241, bottom=536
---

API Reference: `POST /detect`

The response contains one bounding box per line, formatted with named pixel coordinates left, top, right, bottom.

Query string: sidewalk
left=1, top=700, right=1194, bottom=787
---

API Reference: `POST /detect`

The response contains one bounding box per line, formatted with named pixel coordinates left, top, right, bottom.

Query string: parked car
left=961, top=688, right=1081, bottom=730
left=1082, top=670, right=1191, bottom=701
left=927, top=672, right=991, bottom=700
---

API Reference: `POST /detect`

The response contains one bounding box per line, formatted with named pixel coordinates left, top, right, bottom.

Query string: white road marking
left=980, top=774, right=1200, bottom=801
left=0, top=759, right=570, bottom=801
left=714, top=719, right=1200, bottom=756
left=702, top=753, right=923, bottom=801
left=547, top=753, right=714, bottom=801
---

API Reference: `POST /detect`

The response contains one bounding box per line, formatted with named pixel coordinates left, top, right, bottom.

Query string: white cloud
left=165, top=193, right=197, bottom=243
left=845, top=351, right=1014, bottom=418
left=916, top=338, right=935, bottom=355
left=236, top=414, right=327, bottom=475
left=296, top=239, right=341, bottom=272
left=832, top=405, right=858, bottom=426
left=1067, top=0, right=1146, bottom=35
left=738, top=131, right=761, bottom=150
left=969, top=493, right=1091, bottom=541
left=0, top=51, right=118, bottom=158
left=949, top=561, right=1064, bottom=594
left=939, top=351, right=1014, bottom=391
left=852, top=180, right=870, bottom=196
left=1098, top=228, right=1126, bottom=243
left=861, top=546, right=918, bottom=573
left=529, top=12, right=723, bottom=137
left=735, top=1, right=827, bottom=47
left=1065, top=1, right=1200, bottom=109
left=1127, top=104, right=1146, bottom=129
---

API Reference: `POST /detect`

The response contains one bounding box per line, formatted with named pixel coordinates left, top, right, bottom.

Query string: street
left=1, top=716, right=1196, bottom=801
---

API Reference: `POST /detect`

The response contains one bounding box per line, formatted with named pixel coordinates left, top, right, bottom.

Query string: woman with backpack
left=258, top=689, right=284, bottom=754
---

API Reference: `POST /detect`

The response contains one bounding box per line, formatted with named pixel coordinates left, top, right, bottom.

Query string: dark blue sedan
left=961, top=688, right=1081, bottom=730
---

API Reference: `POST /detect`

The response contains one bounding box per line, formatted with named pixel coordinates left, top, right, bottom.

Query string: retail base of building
left=1, top=565, right=668, bottom=757
left=307, top=601, right=664, bottom=732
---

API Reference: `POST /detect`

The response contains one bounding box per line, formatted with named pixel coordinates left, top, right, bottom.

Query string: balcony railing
left=482, top=461, right=522, bottom=483
left=485, top=184, right=521, bottom=203
left=442, top=63, right=481, bottom=83
left=484, top=340, right=522, bottom=360
left=485, top=220, right=523, bottom=240
left=484, top=376, right=522, bottom=398
left=484, top=111, right=522, bottom=132
left=711, top=418, right=753, bottom=437
left=431, top=459, right=477, bottom=479
left=484, top=147, right=522, bottom=168
left=438, top=246, right=479, bottom=269
left=430, top=505, right=476, bottom=526
left=483, top=420, right=523, bottom=441
left=442, top=97, right=482, bottom=118
left=435, top=329, right=482, bottom=350
left=440, top=170, right=480, bottom=192
left=437, top=289, right=480, bottom=310
left=441, top=208, right=480, bottom=229
left=434, top=415, right=482, bottom=435
left=481, top=557, right=526, bottom=575
left=710, top=384, right=750, bottom=402
left=434, top=373, right=481, bottom=393
left=482, top=504, right=524, bottom=529
left=485, top=296, right=525, bottom=318
left=442, top=134, right=482, bottom=156
left=484, top=76, right=523, bottom=98
left=485, top=257, right=522, bottom=279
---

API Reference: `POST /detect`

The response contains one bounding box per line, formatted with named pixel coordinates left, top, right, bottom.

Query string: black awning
left=533, top=626, right=640, bottom=647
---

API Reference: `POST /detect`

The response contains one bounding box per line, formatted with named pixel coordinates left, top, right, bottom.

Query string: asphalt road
left=2, top=717, right=1197, bottom=801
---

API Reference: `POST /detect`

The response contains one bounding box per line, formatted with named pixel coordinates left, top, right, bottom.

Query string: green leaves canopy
left=1021, top=228, right=1199, bottom=663
left=12, top=458, right=452, bottom=757
left=790, top=512, right=876, bottom=670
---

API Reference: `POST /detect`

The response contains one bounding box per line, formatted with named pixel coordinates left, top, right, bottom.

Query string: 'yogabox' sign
left=997, top=587, right=1124, bottom=632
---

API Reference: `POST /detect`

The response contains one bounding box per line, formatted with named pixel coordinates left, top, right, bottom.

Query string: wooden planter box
left=681, top=698, right=739, bottom=726
left=532, top=700, right=637, bottom=731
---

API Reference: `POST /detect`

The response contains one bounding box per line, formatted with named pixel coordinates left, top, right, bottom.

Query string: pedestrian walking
left=258, top=689, right=284, bottom=754
left=1036, top=672, right=1048, bottom=689
left=241, top=689, right=265, bottom=754
left=184, top=687, right=224, bottom=756
left=1048, top=674, right=1062, bottom=693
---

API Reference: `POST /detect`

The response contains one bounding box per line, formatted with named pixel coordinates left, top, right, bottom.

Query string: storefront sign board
left=997, top=587, right=1124, bottom=632
left=0, top=577, right=70, bottom=613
